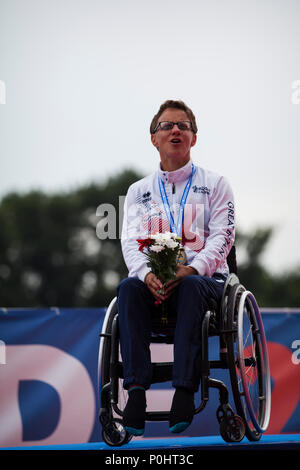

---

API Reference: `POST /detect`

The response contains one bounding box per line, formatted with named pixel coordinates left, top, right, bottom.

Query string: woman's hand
left=144, top=272, right=166, bottom=301
left=175, top=264, right=198, bottom=280
left=145, top=266, right=198, bottom=301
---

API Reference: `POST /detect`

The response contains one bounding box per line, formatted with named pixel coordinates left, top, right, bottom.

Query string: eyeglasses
left=153, top=121, right=193, bottom=132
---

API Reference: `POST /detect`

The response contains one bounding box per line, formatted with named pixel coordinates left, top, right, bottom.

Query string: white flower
left=151, top=231, right=172, bottom=242
left=162, top=231, right=173, bottom=239
left=150, top=233, right=162, bottom=242
left=150, top=244, right=165, bottom=253
left=150, top=232, right=180, bottom=248
left=165, top=239, right=179, bottom=249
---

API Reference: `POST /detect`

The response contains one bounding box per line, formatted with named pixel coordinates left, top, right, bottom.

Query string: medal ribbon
left=158, top=164, right=195, bottom=237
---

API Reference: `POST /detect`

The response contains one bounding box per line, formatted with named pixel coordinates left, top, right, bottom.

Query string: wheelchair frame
left=98, top=259, right=271, bottom=446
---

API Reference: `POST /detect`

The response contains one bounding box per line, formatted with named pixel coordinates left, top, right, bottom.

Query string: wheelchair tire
left=219, top=415, right=245, bottom=443
left=220, top=273, right=239, bottom=329
left=98, top=296, right=131, bottom=446
left=226, top=286, right=271, bottom=441
left=98, top=297, right=118, bottom=393
left=101, top=420, right=132, bottom=447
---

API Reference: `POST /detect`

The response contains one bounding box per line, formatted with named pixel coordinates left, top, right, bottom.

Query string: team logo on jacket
left=192, top=185, right=210, bottom=195
left=142, top=191, right=151, bottom=203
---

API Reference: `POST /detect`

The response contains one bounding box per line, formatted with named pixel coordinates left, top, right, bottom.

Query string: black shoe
left=123, top=387, right=146, bottom=436
left=169, top=387, right=195, bottom=433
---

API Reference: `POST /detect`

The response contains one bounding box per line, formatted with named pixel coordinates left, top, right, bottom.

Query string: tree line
left=0, top=169, right=299, bottom=308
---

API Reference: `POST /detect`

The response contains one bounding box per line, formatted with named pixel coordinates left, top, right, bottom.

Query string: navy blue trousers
left=117, top=274, right=226, bottom=393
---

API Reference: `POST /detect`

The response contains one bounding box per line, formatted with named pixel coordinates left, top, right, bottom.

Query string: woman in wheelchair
left=117, top=100, right=235, bottom=436
left=100, top=100, right=270, bottom=445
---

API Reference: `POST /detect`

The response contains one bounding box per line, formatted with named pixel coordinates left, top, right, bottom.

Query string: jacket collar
left=158, top=159, right=194, bottom=184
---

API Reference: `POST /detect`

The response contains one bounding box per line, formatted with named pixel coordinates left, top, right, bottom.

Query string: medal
left=176, top=246, right=187, bottom=265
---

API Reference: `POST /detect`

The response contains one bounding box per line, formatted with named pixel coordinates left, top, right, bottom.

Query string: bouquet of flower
left=137, top=232, right=182, bottom=324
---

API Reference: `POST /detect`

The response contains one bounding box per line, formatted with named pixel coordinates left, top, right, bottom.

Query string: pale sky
left=0, top=0, right=300, bottom=274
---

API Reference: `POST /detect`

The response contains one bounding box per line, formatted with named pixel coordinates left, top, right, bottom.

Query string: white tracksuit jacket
left=121, top=159, right=235, bottom=282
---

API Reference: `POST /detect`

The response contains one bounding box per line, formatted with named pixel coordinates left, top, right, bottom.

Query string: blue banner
left=0, top=307, right=299, bottom=447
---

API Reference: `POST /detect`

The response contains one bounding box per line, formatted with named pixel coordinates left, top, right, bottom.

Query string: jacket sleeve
left=189, top=176, right=235, bottom=277
left=121, top=185, right=151, bottom=282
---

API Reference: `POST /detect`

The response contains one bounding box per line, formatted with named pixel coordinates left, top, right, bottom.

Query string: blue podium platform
left=1, top=434, right=300, bottom=451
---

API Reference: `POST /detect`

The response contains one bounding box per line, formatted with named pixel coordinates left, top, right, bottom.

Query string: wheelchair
left=98, top=247, right=271, bottom=446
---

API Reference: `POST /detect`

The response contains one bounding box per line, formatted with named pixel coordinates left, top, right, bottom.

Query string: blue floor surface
left=1, top=434, right=300, bottom=451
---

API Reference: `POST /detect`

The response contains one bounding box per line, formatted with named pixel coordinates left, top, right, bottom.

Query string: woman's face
left=151, top=108, right=197, bottom=168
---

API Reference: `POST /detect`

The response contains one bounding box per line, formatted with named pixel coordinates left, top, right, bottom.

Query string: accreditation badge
left=176, top=246, right=187, bottom=265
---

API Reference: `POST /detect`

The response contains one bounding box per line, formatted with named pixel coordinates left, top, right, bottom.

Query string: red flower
left=137, top=238, right=152, bottom=252
left=154, top=299, right=162, bottom=306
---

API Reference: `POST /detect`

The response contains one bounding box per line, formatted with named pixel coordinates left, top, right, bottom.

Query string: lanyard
left=158, top=164, right=195, bottom=236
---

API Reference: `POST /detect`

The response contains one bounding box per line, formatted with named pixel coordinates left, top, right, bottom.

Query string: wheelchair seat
left=150, top=295, right=220, bottom=343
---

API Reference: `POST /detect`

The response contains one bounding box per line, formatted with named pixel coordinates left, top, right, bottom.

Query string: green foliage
left=146, top=247, right=179, bottom=284
left=236, top=227, right=300, bottom=307
left=0, top=168, right=143, bottom=308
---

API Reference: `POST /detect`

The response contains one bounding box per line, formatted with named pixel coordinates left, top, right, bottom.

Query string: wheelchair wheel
left=98, top=297, right=133, bottom=446
left=101, top=419, right=132, bottom=447
left=220, top=273, right=239, bottom=328
left=219, top=414, right=245, bottom=443
left=98, top=297, right=118, bottom=392
left=226, top=286, right=271, bottom=441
